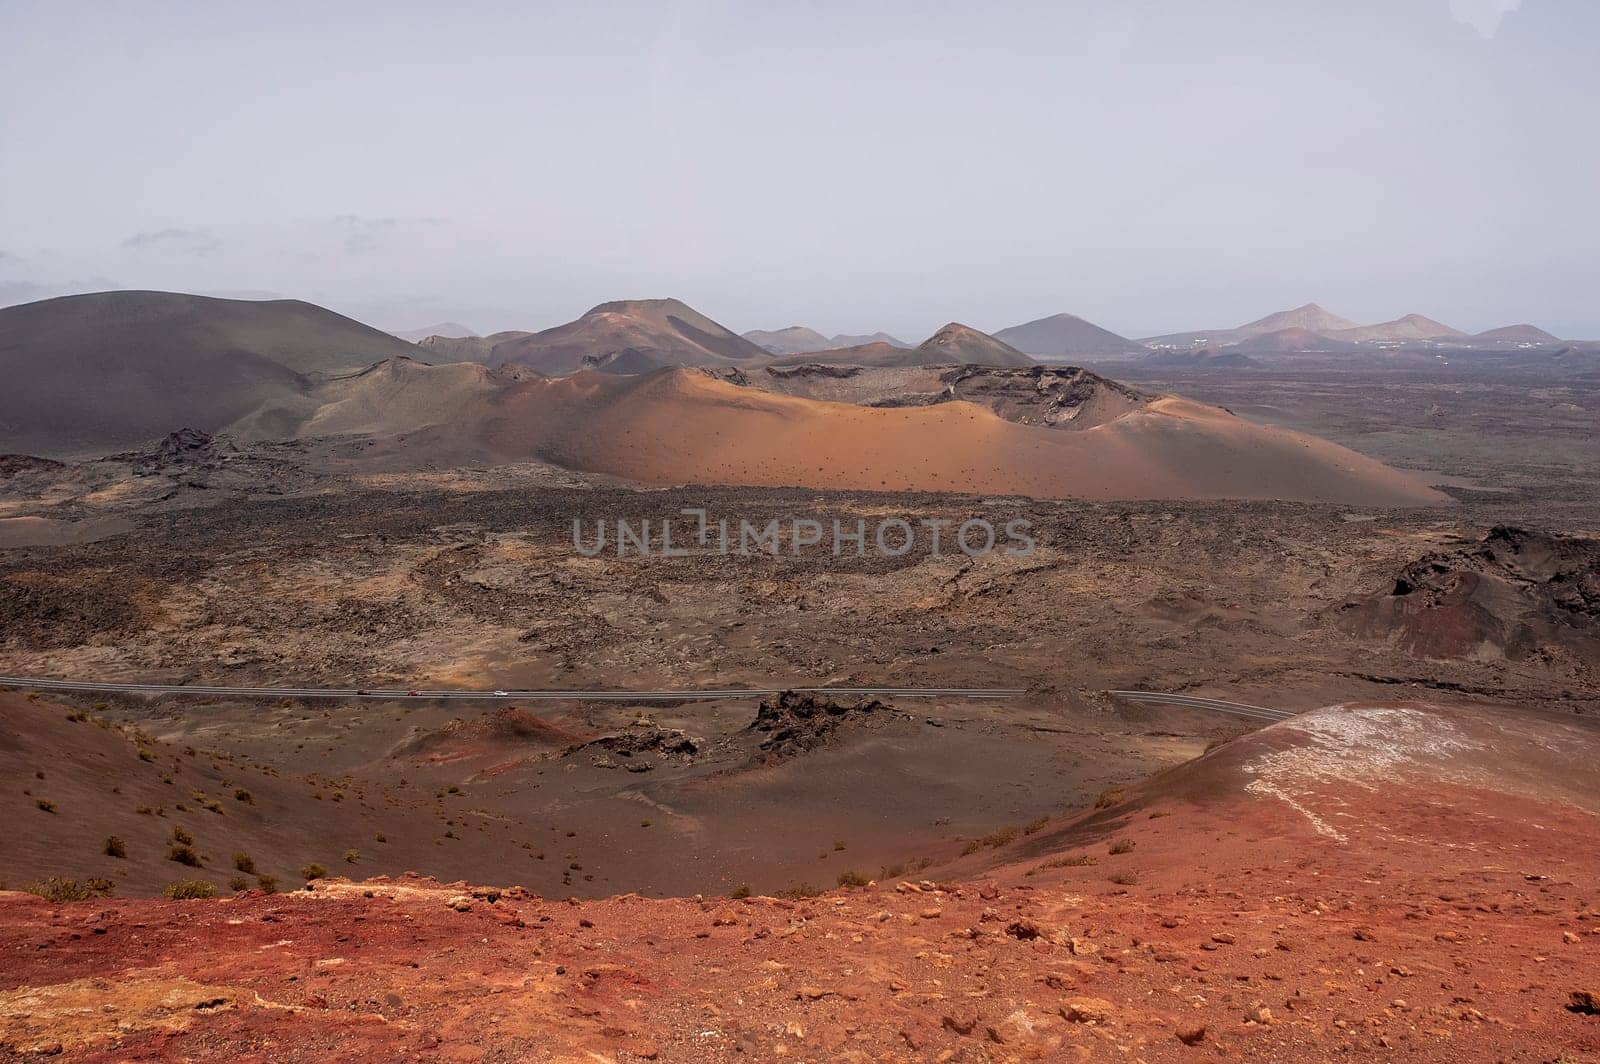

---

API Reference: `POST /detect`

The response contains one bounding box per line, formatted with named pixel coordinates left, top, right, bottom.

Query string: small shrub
left=104, top=836, right=127, bottom=858
left=729, top=884, right=751, bottom=900
left=959, top=826, right=1018, bottom=856
left=171, top=825, right=194, bottom=845
left=163, top=879, right=216, bottom=900
left=202, top=800, right=223, bottom=814
left=836, top=869, right=871, bottom=888
left=374, top=833, right=387, bottom=843
left=232, top=853, right=256, bottom=874
left=774, top=883, right=823, bottom=900
left=342, top=849, right=359, bottom=864
left=1042, top=853, right=1097, bottom=869
left=1023, top=815, right=1051, bottom=835
left=137, top=748, right=157, bottom=762
left=228, top=875, right=249, bottom=892
left=301, top=862, right=327, bottom=880
left=26, top=877, right=93, bottom=902
left=1108, top=838, right=1136, bottom=856
left=35, top=798, right=57, bottom=813
left=233, top=789, right=254, bottom=804
left=256, top=874, right=278, bottom=894
left=1094, top=787, right=1125, bottom=810
left=84, top=877, right=114, bottom=895
left=1109, top=872, right=1139, bottom=886
left=167, top=843, right=200, bottom=866
left=833, top=840, right=846, bottom=851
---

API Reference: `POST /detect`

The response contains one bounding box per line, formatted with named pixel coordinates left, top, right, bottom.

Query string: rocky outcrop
left=1341, top=526, right=1600, bottom=661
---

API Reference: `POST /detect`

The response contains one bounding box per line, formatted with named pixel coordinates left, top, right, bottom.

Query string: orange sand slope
left=455, top=369, right=1447, bottom=505
left=3, top=701, right=1596, bottom=1062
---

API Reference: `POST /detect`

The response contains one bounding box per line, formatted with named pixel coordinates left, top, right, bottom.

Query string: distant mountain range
left=392, top=322, right=476, bottom=342
left=408, top=302, right=1576, bottom=371
left=743, top=326, right=912, bottom=355
left=1141, top=302, right=1569, bottom=352
left=831, top=331, right=911, bottom=349
left=749, top=313, right=1145, bottom=360
left=769, top=323, right=1034, bottom=370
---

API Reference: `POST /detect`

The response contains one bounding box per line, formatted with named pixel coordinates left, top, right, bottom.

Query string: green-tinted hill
left=0, top=290, right=420, bottom=456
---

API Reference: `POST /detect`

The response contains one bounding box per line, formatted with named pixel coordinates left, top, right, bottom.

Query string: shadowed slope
left=0, top=291, right=424, bottom=456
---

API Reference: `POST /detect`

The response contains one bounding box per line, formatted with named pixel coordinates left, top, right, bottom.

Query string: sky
left=2, top=0, right=1597, bottom=339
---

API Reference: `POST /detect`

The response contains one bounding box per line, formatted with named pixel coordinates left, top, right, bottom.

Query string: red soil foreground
left=3, top=702, right=1598, bottom=1062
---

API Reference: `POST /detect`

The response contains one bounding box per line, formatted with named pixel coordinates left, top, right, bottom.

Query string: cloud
left=121, top=227, right=220, bottom=254
left=332, top=214, right=399, bottom=253
left=1449, top=0, right=1523, bottom=38
left=330, top=214, right=443, bottom=254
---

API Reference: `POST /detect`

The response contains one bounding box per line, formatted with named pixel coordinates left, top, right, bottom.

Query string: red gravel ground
left=3, top=701, right=1598, bottom=1063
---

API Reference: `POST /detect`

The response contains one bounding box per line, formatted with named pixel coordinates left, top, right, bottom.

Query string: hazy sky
left=2, top=0, right=1597, bottom=338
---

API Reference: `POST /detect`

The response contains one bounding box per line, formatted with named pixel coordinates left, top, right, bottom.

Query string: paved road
left=1108, top=690, right=1295, bottom=722
left=0, top=675, right=1024, bottom=702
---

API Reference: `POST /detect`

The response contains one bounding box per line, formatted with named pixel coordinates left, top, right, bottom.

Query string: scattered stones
left=1060, top=997, right=1115, bottom=1025
left=1569, top=990, right=1600, bottom=1015
left=1006, top=919, right=1042, bottom=940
